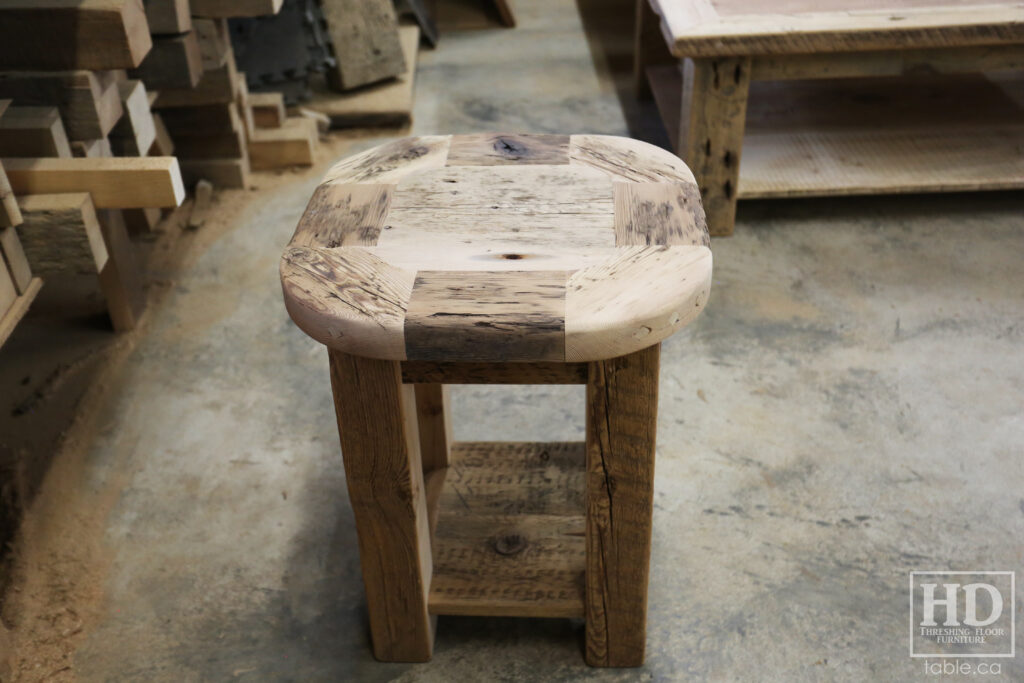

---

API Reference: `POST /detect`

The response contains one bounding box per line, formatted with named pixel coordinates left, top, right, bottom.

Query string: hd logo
left=910, top=571, right=1015, bottom=658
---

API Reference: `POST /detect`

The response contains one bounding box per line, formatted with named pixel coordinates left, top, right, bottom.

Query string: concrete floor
left=3, top=0, right=1024, bottom=680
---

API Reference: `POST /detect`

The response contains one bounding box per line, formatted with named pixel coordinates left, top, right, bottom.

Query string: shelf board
left=427, top=441, right=586, bottom=619
left=647, top=68, right=1024, bottom=199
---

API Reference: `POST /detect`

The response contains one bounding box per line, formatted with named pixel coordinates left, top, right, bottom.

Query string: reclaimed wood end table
left=280, top=133, right=712, bottom=666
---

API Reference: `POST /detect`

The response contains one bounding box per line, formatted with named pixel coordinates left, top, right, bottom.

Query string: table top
left=280, top=133, right=712, bottom=363
left=651, top=0, right=1024, bottom=57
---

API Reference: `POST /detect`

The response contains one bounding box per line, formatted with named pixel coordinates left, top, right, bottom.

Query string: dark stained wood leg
left=328, top=349, right=436, bottom=662
left=584, top=344, right=660, bottom=667
left=679, top=56, right=751, bottom=237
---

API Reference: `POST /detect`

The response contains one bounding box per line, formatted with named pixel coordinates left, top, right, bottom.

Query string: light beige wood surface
left=428, top=441, right=586, bottom=618
left=248, top=117, right=317, bottom=170
left=189, top=0, right=283, bottom=17
left=0, top=106, right=73, bottom=158
left=740, top=74, right=1024, bottom=198
left=281, top=133, right=712, bottom=363
left=651, top=0, right=1024, bottom=57
left=0, top=0, right=152, bottom=70
left=3, top=157, right=186, bottom=208
left=110, top=80, right=157, bottom=156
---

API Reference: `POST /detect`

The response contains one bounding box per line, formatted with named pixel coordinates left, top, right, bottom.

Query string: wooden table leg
left=634, top=0, right=666, bottom=100
left=679, top=56, right=751, bottom=237
left=413, top=383, right=451, bottom=536
left=328, top=349, right=436, bottom=662
left=584, top=344, right=660, bottom=667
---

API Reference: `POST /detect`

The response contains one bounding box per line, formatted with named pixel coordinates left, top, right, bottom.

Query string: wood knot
left=500, top=253, right=523, bottom=260
left=492, top=533, right=527, bottom=556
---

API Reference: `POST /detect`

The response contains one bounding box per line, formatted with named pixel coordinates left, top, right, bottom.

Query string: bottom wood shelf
left=647, top=66, right=1024, bottom=199
left=427, top=441, right=586, bottom=619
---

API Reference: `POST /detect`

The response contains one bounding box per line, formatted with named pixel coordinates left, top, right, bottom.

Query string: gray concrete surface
left=18, top=0, right=1024, bottom=680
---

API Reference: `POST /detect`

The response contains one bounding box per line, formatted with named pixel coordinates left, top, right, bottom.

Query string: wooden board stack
left=0, top=0, right=190, bottom=338
left=0, top=102, right=43, bottom=349
left=142, top=3, right=318, bottom=187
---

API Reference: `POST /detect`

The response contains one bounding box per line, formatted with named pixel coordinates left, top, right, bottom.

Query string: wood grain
left=0, top=106, right=73, bottom=158
left=380, top=164, right=615, bottom=253
left=446, top=133, right=570, bottom=166
left=15, top=193, right=109, bottom=274
left=290, top=184, right=391, bottom=248
left=0, top=71, right=123, bottom=141
left=569, top=133, right=697, bottom=183
left=3, top=157, right=185, bottom=209
left=585, top=344, right=659, bottom=666
left=613, top=182, right=708, bottom=247
left=281, top=246, right=414, bottom=358
left=321, top=0, right=406, bottom=90
left=654, top=0, right=1024, bottom=56
left=328, top=350, right=435, bottom=662
left=413, top=384, right=451, bottom=474
left=750, top=42, right=1024, bottom=81
left=566, top=245, right=711, bottom=362
left=130, top=31, right=203, bottom=89
left=401, top=361, right=588, bottom=385
left=109, top=80, right=157, bottom=157
left=307, top=25, right=421, bottom=128
left=428, top=441, right=586, bottom=618
left=404, top=270, right=568, bottom=362
left=0, top=0, right=152, bottom=70
left=679, top=56, right=750, bottom=236
left=284, top=133, right=712, bottom=363
left=321, top=132, right=449, bottom=185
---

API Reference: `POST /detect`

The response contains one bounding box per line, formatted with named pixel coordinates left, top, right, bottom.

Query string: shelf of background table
left=426, top=441, right=586, bottom=619
left=647, top=66, right=1024, bottom=199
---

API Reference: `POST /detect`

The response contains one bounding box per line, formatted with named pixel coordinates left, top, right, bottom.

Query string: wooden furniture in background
left=637, top=0, right=1024, bottom=235
left=280, top=133, right=712, bottom=666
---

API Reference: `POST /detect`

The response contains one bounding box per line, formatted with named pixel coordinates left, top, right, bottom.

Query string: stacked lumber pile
left=0, top=1, right=188, bottom=344
left=134, top=0, right=319, bottom=188
left=0, top=103, right=42, bottom=348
